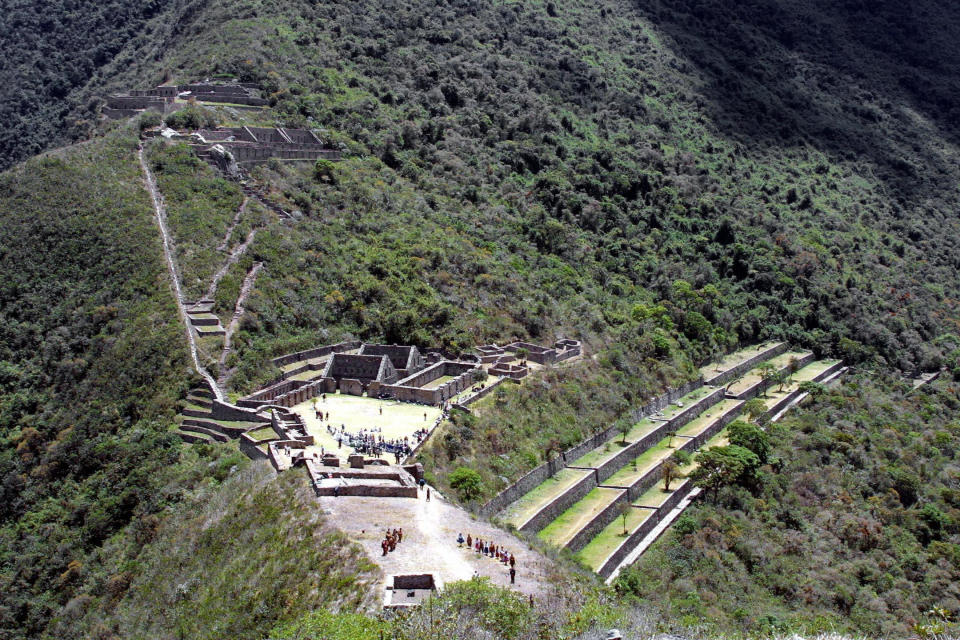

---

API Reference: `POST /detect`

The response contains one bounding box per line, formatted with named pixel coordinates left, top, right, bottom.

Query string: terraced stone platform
left=501, top=467, right=594, bottom=531
left=492, top=340, right=844, bottom=578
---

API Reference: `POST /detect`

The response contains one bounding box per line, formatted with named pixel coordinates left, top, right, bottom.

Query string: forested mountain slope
left=1, top=0, right=960, bottom=637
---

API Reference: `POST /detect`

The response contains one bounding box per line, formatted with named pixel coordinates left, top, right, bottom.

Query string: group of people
left=457, top=533, right=518, bottom=584
left=381, top=527, right=403, bottom=556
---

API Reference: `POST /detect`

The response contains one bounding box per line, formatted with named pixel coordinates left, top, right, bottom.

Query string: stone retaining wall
left=681, top=400, right=745, bottom=452
left=590, top=388, right=724, bottom=486
left=482, top=456, right=566, bottom=519
left=596, top=483, right=694, bottom=579
left=762, top=361, right=844, bottom=420
left=566, top=489, right=630, bottom=553
left=732, top=352, right=815, bottom=400
left=272, top=340, right=360, bottom=369
left=518, top=471, right=598, bottom=535
left=454, top=377, right=507, bottom=410
left=479, top=377, right=703, bottom=518
left=704, top=342, right=788, bottom=387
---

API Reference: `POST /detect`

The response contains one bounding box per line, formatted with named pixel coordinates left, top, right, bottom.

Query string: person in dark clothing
left=509, top=567, right=516, bottom=584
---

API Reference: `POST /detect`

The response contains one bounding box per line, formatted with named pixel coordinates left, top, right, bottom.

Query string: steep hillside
left=619, top=374, right=960, bottom=637
left=1, top=0, right=960, bottom=638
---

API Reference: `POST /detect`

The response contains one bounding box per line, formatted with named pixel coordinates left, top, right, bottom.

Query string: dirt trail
left=217, top=261, right=262, bottom=388
left=206, top=227, right=257, bottom=300
left=320, top=489, right=553, bottom=597
left=137, top=146, right=224, bottom=401
left=216, top=196, right=248, bottom=252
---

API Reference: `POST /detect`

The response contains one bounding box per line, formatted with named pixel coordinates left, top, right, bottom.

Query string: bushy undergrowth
left=619, top=374, right=960, bottom=637
left=68, top=463, right=379, bottom=640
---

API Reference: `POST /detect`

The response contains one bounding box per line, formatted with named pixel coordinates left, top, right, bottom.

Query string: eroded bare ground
left=319, top=490, right=554, bottom=598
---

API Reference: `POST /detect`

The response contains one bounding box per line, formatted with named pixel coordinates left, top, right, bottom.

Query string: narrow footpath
left=217, top=261, right=262, bottom=388
left=137, top=145, right=224, bottom=401
left=206, top=227, right=258, bottom=300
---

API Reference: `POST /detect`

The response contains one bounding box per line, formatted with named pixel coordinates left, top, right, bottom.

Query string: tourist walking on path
left=509, top=566, right=516, bottom=584
left=426, top=488, right=431, bottom=501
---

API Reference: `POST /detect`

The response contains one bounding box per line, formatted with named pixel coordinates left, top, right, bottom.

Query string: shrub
left=448, top=467, right=484, bottom=502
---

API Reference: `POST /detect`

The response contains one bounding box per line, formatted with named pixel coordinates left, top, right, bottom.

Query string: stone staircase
left=494, top=343, right=845, bottom=579
left=173, top=385, right=270, bottom=444
left=185, top=299, right=226, bottom=337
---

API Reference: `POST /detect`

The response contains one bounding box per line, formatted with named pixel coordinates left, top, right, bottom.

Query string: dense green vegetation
left=0, top=130, right=191, bottom=636
left=618, top=375, right=960, bottom=637
left=2, top=0, right=960, bottom=637
left=0, top=130, right=375, bottom=640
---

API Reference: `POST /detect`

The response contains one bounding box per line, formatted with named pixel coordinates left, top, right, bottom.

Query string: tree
left=662, top=458, right=680, bottom=491
left=666, top=429, right=678, bottom=448
left=798, top=381, right=826, bottom=398
left=448, top=467, right=484, bottom=502
left=727, top=420, right=770, bottom=464
left=619, top=421, right=631, bottom=445
left=314, top=158, right=337, bottom=183
left=619, top=500, right=632, bottom=535
left=690, top=445, right=760, bottom=500
left=757, top=362, right=777, bottom=397
left=743, top=397, right=767, bottom=422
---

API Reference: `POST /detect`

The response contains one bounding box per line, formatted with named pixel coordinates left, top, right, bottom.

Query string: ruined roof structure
left=322, top=353, right=399, bottom=384
left=358, top=344, right=425, bottom=374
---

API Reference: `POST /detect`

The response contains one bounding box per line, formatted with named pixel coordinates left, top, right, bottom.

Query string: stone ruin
left=384, top=574, right=441, bottom=608
left=191, top=127, right=341, bottom=170
left=478, top=338, right=582, bottom=379
left=304, top=454, right=421, bottom=498
left=103, top=81, right=267, bottom=119
left=239, top=338, right=581, bottom=409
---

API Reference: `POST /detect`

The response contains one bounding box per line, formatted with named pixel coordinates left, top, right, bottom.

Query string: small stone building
left=358, top=344, right=426, bottom=378
left=322, top=353, right=400, bottom=385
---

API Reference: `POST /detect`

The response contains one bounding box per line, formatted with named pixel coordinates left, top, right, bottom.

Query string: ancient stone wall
left=454, top=376, right=507, bottom=409
left=704, top=342, right=788, bottom=387
left=210, top=399, right=270, bottom=423
left=595, top=483, right=695, bottom=579
left=566, top=489, right=630, bottom=553
left=479, top=377, right=704, bottom=517
left=271, top=340, right=361, bottom=368
left=732, top=352, right=815, bottom=400
left=518, top=470, right=597, bottom=535
left=341, top=379, right=365, bottom=396
left=505, top=341, right=557, bottom=365
left=762, top=361, right=844, bottom=420
left=481, top=456, right=566, bottom=519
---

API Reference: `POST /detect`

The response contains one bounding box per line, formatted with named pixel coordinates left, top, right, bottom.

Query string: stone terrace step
left=582, top=430, right=733, bottom=578
left=537, top=487, right=627, bottom=551
left=188, top=313, right=222, bottom=327
left=177, top=429, right=214, bottom=444
left=700, top=341, right=786, bottom=387
left=180, top=423, right=230, bottom=443
left=186, top=395, right=213, bottom=409
left=577, top=506, right=657, bottom=574
left=758, top=359, right=844, bottom=417
left=501, top=467, right=594, bottom=531
left=724, top=351, right=814, bottom=399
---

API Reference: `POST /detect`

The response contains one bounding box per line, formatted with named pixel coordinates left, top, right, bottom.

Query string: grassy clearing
left=673, top=398, right=742, bottom=438
left=571, top=439, right=633, bottom=469
left=246, top=427, right=278, bottom=441
left=294, top=392, right=441, bottom=456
